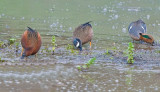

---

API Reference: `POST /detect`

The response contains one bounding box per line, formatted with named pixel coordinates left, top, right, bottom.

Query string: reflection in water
left=0, top=63, right=159, bottom=92
left=125, top=67, right=134, bottom=86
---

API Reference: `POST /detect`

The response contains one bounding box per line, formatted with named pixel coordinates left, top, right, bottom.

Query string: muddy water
left=1, top=0, right=160, bottom=91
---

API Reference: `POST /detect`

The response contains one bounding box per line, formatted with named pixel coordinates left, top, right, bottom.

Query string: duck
left=73, top=21, right=93, bottom=51
left=139, top=33, right=154, bottom=45
left=128, top=19, right=147, bottom=42
left=21, top=27, right=42, bottom=59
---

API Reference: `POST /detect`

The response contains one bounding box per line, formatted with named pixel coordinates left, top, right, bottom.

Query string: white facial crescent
left=76, top=41, right=79, bottom=47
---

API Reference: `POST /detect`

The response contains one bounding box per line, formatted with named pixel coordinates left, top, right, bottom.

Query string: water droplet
left=147, top=15, right=150, bottom=20
left=31, top=18, right=34, bottom=22
left=1, top=13, right=5, bottom=16
left=122, top=28, right=126, bottom=33
left=66, top=9, right=69, bottom=11
left=12, top=17, right=15, bottom=20
left=21, top=17, right=25, bottom=20
left=118, top=2, right=123, bottom=6
left=152, top=24, right=156, bottom=27
left=155, top=86, right=158, bottom=91
left=5, top=24, right=10, bottom=29
left=60, top=25, right=63, bottom=28
left=103, top=8, right=107, bottom=12
left=112, top=25, right=115, bottom=29
left=114, top=14, right=118, bottom=19
left=115, top=80, right=119, bottom=83
left=69, top=27, right=72, bottom=31
left=94, top=23, right=97, bottom=26
left=128, top=8, right=139, bottom=12
left=44, top=20, right=46, bottom=23
left=50, top=25, right=53, bottom=28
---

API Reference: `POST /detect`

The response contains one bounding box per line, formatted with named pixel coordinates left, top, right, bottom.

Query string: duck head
left=73, top=38, right=82, bottom=51
left=21, top=53, right=26, bottom=59
left=21, top=47, right=33, bottom=59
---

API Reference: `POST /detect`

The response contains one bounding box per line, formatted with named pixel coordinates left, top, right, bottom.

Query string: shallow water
left=1, top=0, right=160, bottom=91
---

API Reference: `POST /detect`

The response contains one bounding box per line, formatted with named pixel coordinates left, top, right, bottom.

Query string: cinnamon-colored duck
left=139, top=33, right=154, bottom=45
left=73, top=21, right=93, bottom=51
left=21, top=27, right=41, bottom=59
left=128, top=19, right=147, bottom=42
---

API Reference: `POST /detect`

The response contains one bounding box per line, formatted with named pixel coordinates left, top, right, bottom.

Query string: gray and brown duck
left=73, top=21, right=93, bottom=51
left=21, top=27, right=42, bottom=59
left=128, top=19, right=147, bottom=42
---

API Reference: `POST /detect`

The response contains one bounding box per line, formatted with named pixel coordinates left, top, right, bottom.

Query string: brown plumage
left=73, top=21, right=93, bottom=45
left=139, top=33, right=154, bottom=45
left=21, top=27, right=41, bottom=58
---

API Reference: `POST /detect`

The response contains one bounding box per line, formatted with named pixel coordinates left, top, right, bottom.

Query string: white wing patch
left=141, top=25, right=145, bottom=32
left=76, top=41, right=79, bottom=47
left=129, top=25, right=133, bottom=32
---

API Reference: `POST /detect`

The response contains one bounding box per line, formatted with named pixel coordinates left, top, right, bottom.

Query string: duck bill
left=21, top=53, right=26, bottom=59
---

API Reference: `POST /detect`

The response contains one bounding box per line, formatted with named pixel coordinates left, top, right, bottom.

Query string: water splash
left=122, top=28, right=126, bottom=33
left=21, top=17, right=25, bottom=20
left=146, top=15, right=150, bottom=20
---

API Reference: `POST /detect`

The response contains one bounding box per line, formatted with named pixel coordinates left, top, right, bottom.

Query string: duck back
left=21, top=27, right=41, bottom=56
left=73, top=22, right=93, bottom=44
left=128, top=20, right=146, bottom=40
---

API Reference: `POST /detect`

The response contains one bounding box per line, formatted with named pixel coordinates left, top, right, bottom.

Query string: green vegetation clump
left=0, top=57, right=5, bottom=62
left=46, top=45, right=51, bottom=53
left=127, top=42, right=134, bottom=64
left=51, top=36, right=56, bottom=53
left=66, top=44, right=74, bottom=50
left=15, top=42, right=20, bottom=52
left=77, top=57, right=96, bottom=71
left=66, top=44, right=78, bottom=54
left=80, top=74, right=95, bottom=83
left=104, top=48, right=110, bottom=55
left=9, top=38, right=16, bottom=45
left=0, top=41, right=4, bottom=48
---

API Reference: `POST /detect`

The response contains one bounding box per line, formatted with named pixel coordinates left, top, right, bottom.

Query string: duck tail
left=84, top=21, right=92, bottom=24
left=27, top=26, right=35, bottom=32
left=82, top=21, right=92, bottom=27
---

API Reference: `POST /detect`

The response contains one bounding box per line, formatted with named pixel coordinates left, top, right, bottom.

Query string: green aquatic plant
left=104, top=48, right=110, bottom=55
left=51, top=36, right=56, bottom=53
left=0, top=41, right=4, bottom=48
left=125, top=68, right=134, bottom=86
left=80, top=74, right=95, bottom=83
left=66, top=44, right=74, bottom=50
left=155, top=50, right=160, bottom=53
left=127, top=42, right=134, bottom=64
left=66, top=44, right=78, bottom=54
left=0, top=57, right=5, bottom=62
left=41, top=44, right=51, bottom=54
left=45, top=44, right=51, bottom=53
left=77, top=57, right=96, bottom=71
left=110, top=57, right=113, bottom=60
left=15, top=42, right=19, bottom=47
left=9, top=38, right=16, bottom=45
left=15, top=42, right=20, bottom=52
